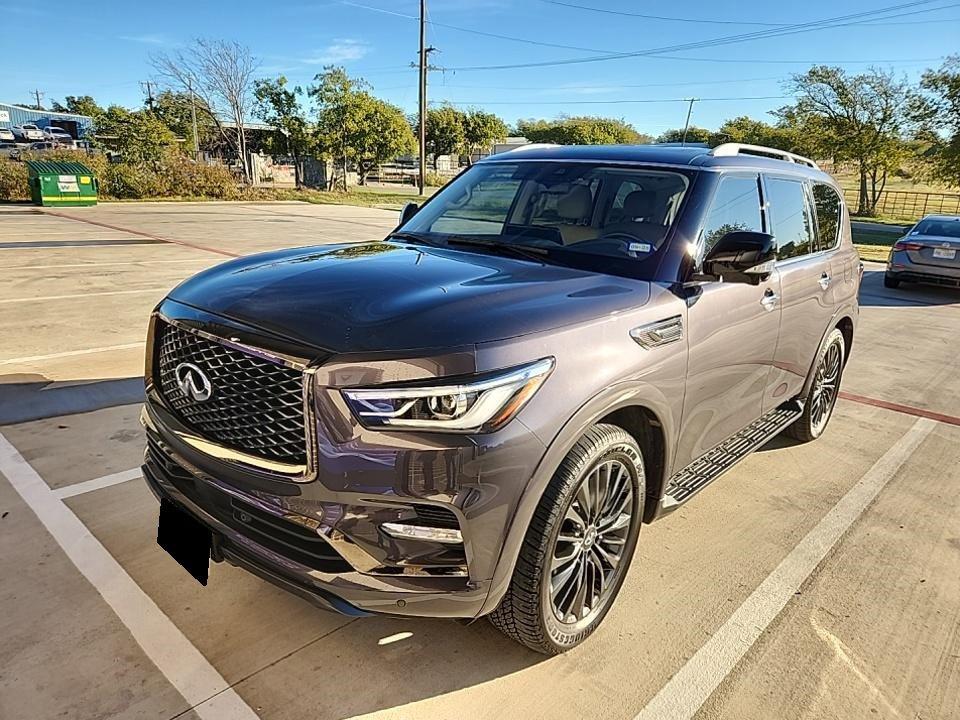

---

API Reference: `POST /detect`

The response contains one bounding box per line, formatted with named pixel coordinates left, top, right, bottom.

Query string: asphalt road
left=1, top=202, right=958, bottom=720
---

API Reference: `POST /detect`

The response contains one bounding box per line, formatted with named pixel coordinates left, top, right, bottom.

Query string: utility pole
left=188, top=78, right=199, bottom=158
left=680, top=98, right=698, bottom=147
left=32, top=89, right=44, bottom=110
left=142, top=81, right=155, bottom=112
left=418, top=0, right=427, bottom=196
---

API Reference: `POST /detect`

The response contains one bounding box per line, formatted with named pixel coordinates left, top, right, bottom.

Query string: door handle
left=818, top=272, right=832, bottom=290
left=760, top=288, right=779, bottom=311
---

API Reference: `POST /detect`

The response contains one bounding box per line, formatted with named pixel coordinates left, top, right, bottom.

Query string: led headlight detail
left=342, top=357, right=555, bottom=432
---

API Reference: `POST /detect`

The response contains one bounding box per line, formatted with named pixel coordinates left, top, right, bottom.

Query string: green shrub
left=159, top=154, right=240, bottom=199
left=423, top=171, right=448, bottom=187
left=0, top=158, right=29, bottom=201
left=104, top=163, right=168, bottom=199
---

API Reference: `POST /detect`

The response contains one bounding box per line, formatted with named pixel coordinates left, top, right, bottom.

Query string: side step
left=662, top=400, right=804, bottom=509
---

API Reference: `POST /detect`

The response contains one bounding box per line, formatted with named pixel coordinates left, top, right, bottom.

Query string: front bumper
left=143, top=404, right=498, bottom=617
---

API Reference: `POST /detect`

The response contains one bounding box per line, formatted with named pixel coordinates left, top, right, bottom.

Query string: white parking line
left=0, top=342, right=144, bottom=366
left=0, top=288, right=170, bottom=305
left=0, top=259, right=212, bottom=271
left=633, top=417, right=936, bottom=720
left=53, top=468, right=142, bottom=499
left=0, top=433, right=260, bottom=720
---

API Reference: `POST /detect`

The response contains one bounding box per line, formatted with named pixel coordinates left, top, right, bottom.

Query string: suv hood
left=168, top=242, right=650, bottom=354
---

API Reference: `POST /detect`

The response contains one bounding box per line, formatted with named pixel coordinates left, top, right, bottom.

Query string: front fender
left=477, top=379, right=678, bottom=617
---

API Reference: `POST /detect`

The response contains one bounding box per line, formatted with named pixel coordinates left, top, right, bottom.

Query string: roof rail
left=711, top=143, right=819, bottom=169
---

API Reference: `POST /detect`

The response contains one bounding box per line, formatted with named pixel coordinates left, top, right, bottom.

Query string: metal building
left=0, top=102, right=94, bottom=140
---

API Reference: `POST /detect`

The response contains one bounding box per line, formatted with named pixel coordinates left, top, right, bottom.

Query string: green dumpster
left=26, top=160, right=98, bottom=207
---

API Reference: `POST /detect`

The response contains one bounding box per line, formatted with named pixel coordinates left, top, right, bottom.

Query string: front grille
left=155, top=320, right=308, bottom=466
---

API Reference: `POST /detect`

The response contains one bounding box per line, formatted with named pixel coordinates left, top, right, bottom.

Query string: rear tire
left=489, top=424, right=645, bottom=654
left=785, top=328, right=845, bottom=443
left=883, top=274, right=901, bottom=289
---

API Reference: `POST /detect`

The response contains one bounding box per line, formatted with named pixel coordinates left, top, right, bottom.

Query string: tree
left=51, top=95, right=104, bottom=119
left=352, top=98, right=416, bottom=184
left=95, top=106, right=177, bottom=165
left=153, top=90, right=217, bottom=154
left=779, top=66, right=915, bottom=214
left=707, top=116, right=805, bottom=153
left=462, top=108, right=508, bottom=162
left=152, top=39, right=259, bottom=183
left=518, top=116, right=649, bottom=145
left=308, top=67, right=415, bottom=188
left=309, top=66, right=366, bottom=189
left=916, top=55, right=960, bottom=187
left=655, top=126, right=712, bottom=144
left=254, top=77, right=313, bottom=188
left=425, top=105, right=466, bottom=169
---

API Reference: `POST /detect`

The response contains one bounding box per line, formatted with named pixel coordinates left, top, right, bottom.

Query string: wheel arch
left=801, top=306, right=857, bottom=397
left=478, top=382, right=677, bottom=617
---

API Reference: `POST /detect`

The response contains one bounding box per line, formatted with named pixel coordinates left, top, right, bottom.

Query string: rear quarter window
left=812, top=183, right=842, bottom=251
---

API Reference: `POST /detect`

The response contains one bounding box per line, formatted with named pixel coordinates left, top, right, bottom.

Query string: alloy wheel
left=811, top=340, right=842, bottom=434
left=548, top=459, right=634, bottom=625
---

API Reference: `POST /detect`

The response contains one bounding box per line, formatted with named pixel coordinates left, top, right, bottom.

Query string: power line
left=430, top=95, right=792, bottom=106
left=337, top=0, right=608, bottom=53
left=538, top=0, right=787, bottom=26
left=440, top=1, right=954, bottom=72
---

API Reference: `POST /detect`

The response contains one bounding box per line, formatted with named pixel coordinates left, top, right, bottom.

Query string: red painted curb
left=839, top=391, right=960, bottom=427
left=42, top=210, right=241, bottom=259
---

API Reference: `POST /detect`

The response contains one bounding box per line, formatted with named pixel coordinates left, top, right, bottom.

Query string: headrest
left=622, top=190, right=657, bottom=221
left=557, top=185, right=593, bottom=221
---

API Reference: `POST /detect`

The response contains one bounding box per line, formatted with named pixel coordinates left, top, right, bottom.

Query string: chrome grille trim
left=153, top=314, right=317, bottom=481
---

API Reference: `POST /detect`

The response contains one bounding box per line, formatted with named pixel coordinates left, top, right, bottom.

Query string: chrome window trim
left=154, top=312, right=318, bottom=482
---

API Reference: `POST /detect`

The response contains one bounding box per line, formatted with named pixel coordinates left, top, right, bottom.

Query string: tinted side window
left=812, top=183, right=841, bottom=250
left=701, top=175, right=763, bottom=253
left=765, top=177, right=815, bottom=259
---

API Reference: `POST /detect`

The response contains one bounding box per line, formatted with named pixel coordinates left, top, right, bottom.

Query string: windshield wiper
left=443, top=236, right=557, bottom=265
left=388, top=231, right=443, bottom=247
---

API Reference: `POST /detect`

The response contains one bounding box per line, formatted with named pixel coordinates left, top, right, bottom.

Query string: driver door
left=674, top=173, right=783, bottom=469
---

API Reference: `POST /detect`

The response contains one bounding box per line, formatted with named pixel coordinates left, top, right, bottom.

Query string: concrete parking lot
left=1, top=202, right=958, bottom=720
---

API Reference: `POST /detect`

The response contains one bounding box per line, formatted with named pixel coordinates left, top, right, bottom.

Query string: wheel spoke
left=549, top=457, right=636, bottom=625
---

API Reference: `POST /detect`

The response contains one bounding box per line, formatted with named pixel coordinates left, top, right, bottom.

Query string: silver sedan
left=885, top=214, right=960, bottom=289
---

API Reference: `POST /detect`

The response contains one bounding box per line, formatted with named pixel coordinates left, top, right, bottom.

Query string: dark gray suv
left=141, top=143, right=860, bottom=654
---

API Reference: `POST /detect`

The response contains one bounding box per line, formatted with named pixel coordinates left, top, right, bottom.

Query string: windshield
left=397, top=161, right=690, bottom=277
left=912, top=218, right=960, bottom=239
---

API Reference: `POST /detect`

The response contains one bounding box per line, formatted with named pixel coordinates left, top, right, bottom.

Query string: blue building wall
left=0, top=102, right=94, bottom=138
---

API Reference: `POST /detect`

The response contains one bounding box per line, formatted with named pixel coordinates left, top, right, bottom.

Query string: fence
left=842, top=188, right=960, bottom=220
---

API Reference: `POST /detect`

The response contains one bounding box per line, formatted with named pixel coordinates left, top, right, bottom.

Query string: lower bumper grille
left=145, top=437, right=350, bottom=574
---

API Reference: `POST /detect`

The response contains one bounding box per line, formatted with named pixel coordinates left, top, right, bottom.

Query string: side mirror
left=398, top=201, right=419, bottom=227
left=702, top=231, right=776, bottom=284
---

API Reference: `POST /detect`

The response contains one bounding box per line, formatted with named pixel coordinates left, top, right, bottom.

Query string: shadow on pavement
left=858, top=270, right=960, bottom=308
left=0, top=374, right=143, bottom=425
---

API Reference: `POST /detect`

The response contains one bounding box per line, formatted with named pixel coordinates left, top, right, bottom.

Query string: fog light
left=382, top=522, right=463, bottom=544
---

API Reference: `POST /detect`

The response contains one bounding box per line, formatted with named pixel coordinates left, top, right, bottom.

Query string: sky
left=2, top=0, right=959, bottom=137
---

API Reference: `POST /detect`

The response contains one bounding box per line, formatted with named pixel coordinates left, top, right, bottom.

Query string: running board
left=662, top=400, right=804, bottom=509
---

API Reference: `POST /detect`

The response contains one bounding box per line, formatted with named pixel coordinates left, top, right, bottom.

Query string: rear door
left=675, top=173, right=782, bottom=468
left=763, top=175, right=836, bottom=401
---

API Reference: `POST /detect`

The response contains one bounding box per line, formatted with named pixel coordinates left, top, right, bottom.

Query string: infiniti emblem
left=175, top=362, right=213, bottom=402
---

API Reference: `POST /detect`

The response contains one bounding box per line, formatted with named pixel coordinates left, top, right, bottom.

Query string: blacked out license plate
left=157, top=498, right=211, bottom=585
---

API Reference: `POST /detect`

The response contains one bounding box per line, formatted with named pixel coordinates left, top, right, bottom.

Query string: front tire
left=489, top=424, right=645, bottom=654
left=785, top=328, right=845, bottom=443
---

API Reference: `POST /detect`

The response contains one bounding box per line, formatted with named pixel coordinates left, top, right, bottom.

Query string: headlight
left=342, top=358, right=554, bottom=432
